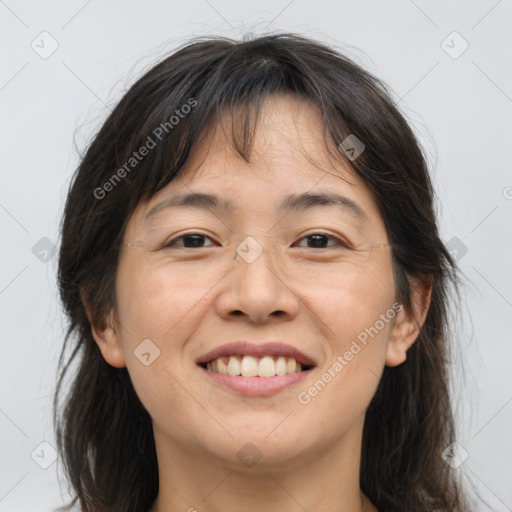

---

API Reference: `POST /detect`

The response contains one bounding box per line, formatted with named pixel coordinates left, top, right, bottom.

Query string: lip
left=199, top=365, right=314, bottom=396
left=196, top=341, right=317, bottom=367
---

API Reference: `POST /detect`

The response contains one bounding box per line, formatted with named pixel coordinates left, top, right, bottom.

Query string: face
left=92, top=94, right=421, bottom=470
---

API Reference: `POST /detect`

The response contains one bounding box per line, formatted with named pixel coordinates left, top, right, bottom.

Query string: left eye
left=162, top=233, right=347, bottom=249
left=294, top=233, right=349, bottom=249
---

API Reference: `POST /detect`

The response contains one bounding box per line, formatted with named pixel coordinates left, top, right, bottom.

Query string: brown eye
left=162, top=233, right=216, bottom=249
left=294, top=233, right=349, bottom=249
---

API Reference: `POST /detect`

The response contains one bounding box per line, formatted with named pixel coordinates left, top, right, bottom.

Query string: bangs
left=104, top=36, right=365, bottom=214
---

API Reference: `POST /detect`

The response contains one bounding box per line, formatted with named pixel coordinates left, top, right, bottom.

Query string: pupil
left=309, top=234, right=327, bottom=248
left=184, top=235, right=204, bottom=248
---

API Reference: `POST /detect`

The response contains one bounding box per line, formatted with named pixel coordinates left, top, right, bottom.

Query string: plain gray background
left=1, top=1, right=511, bottom=510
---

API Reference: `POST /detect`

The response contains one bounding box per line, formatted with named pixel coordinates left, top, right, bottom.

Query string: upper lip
left=196, top=341, right=317, bottom=367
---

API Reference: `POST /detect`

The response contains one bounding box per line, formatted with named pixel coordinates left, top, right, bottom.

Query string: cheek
left=297, top=257, right=395, bottom=404
left=296, top=286, right=396, bottom=442
left=113, top=261, right=205, bottom=439
left=113, top=257, right=225, bottom=417
left=115, top=256, right=219, bottom=342
left=305, top=256, right=396, bottom=344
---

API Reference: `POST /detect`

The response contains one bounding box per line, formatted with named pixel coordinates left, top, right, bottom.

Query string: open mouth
left=198, top=355, right=314, bottom=377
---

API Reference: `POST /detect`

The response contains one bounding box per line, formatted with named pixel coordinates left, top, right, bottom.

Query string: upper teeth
left=205, top=355, right=303, bottom=377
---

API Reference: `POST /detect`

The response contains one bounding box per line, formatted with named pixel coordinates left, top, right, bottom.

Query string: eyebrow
left=145, top=191, right=369, bottom=224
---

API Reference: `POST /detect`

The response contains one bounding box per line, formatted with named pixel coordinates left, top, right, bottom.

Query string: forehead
left=127, top=94, right=386, bottom=236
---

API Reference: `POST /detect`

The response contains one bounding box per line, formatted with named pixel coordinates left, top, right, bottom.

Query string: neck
left=148, top=415, right=377, bottom=512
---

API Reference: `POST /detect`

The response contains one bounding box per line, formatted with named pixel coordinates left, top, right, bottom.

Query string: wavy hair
left=54, top=33, right=474, bottom=511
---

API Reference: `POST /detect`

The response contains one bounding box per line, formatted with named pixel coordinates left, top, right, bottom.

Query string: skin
left=85, top=94, right=431, bottom=512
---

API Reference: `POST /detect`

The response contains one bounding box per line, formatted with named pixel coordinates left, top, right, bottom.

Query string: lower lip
left=199, top=366, right=313, bottom=396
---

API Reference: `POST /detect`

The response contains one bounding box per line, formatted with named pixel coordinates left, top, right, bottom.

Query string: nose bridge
left=234, top=233, right=285, bottom=290
left=218, top=233, right=299, bottom=322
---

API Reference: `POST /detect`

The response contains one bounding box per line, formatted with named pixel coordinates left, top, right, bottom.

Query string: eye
left=160, top=232, right=350, bottom=250
left=294, top=232, right=350, bottom=249
left=162, top=233, right=216, bottom=249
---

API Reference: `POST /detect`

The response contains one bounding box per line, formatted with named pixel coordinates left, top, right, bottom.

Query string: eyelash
left=161, top=232, right=351, bottom=250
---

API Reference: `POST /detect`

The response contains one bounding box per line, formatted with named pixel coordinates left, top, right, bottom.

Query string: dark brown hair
left=54, top=32, right=475, bottom=511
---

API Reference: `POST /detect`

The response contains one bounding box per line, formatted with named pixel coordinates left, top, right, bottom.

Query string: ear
left=385, top=276, right=433, bottom=367
left=81, top=289, right=126, bottom=368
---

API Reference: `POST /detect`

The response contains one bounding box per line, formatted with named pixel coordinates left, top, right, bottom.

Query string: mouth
left=196, top=341, right=316, bottom=376
left=195, top=341, right=316, bottom=396
left=198, top=355, right=314, bottom=377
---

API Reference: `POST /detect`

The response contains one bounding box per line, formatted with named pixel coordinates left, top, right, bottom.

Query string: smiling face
left=88, top=94, right=425, bottom=472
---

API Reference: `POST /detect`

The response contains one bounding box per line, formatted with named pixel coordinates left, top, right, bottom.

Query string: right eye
left=162, top=233, right=217, bottom=249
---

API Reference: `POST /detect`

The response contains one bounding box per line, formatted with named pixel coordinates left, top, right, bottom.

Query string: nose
left=214, top=236, right=301, bottom=324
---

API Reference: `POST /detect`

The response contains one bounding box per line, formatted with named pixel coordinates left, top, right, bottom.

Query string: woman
left=54, top=33, right=473, bottom=511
